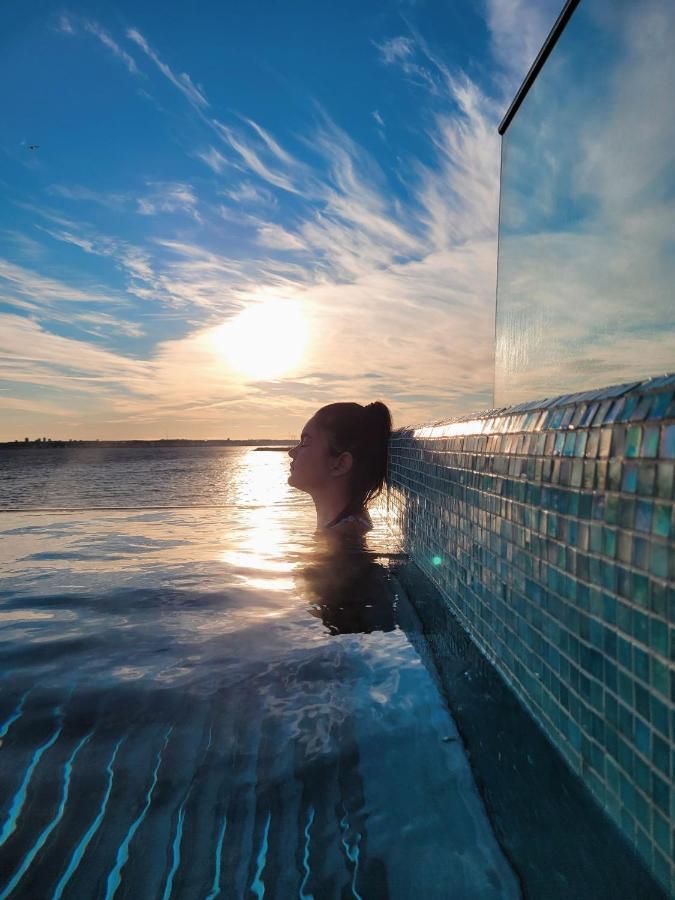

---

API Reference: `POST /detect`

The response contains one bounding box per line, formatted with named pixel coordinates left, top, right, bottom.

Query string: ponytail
left=315, top=400, right=393, bottom=518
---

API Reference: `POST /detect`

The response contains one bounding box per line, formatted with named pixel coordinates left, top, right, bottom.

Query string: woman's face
left=287, top=416, right=335, bottom=495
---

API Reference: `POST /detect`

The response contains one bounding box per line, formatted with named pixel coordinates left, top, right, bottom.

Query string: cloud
left=136, top=182, right=201, bottom=221
left=35, top=224, right=157, bottom=301
left=83, top=19, right=139, bottom=74
left=195, top=146, right=230, bottom=174
left=256, top=224, right=306, bottom=251
left=126, top=27, right=209, bottom=109
left=47, top=184, right=129, bottom=210
left=482, top=0, right=562, bottom=90
left=374, top=36, right=415, bottom=64
left=224, top=182, right=275, bottom=206
left=55, top=14, right=74, bottom=34
left=213, top=120, right=300, bottom=194
left=373, top=35, right=440, bottom=94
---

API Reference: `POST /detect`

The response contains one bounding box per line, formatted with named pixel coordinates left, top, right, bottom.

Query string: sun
left=213, top=298, right=309, bottom=379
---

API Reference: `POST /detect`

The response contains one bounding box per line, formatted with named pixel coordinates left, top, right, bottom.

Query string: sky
left=0, top=0, right=562, bottom=440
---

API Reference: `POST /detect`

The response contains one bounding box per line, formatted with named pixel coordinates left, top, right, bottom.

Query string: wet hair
left=314, top=400, right=392, bottom=521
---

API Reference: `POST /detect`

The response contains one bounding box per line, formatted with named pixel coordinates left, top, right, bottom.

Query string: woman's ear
left=331, top=450, right=353, bottom=477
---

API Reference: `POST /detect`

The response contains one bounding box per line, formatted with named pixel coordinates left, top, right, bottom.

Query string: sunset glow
left=212, top=299, right=309, bottom=380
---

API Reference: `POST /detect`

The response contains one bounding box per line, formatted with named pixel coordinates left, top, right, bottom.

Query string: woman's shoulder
left=331, top=511, right=373, bottom=533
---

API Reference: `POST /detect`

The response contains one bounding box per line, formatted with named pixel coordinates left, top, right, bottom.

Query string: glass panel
left=495, top=0, right=675, bottom=406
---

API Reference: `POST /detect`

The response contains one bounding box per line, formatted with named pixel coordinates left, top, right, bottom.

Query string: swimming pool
left=0, top=447, right=665, bottom=898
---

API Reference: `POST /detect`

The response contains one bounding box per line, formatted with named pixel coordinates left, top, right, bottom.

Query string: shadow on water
left=294, top=529, right=399, bottom=636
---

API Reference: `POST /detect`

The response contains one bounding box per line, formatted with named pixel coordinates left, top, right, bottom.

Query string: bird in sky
left=28, top=144, right=39, bottom=150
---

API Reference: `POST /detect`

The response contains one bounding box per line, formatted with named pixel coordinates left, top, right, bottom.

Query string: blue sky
left=1, top=0, right=562, bottom=439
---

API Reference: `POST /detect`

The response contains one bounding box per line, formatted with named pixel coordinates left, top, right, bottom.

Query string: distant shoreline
left=0, top=439, right=293, bottom=449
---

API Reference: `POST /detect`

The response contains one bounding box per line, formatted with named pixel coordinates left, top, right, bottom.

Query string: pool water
left=0, top=452, right=519, bottom=899
left=0, top=447, right=665, bottom=899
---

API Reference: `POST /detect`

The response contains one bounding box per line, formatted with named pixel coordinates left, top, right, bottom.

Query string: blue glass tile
left=634, top=682, right=649, bottom=719
left=563, top=432, right=576, bottom=457
left=650, top=695, right=669, bottom=738
left=617, top=602, right=633, bottom=634
left=574, top=431, right=588, bottom=457
left=631, top=575, right=650, bottom=610
left=660, top=424, right=675, bottom=459
left=652, top=810, right=670, bottom=857
left=633, top=646, right=649, bottom=683
left=605, top=398, right=625, bottom=424
left=629, top=395, right=653, bottom=422
left=652, top=733, right=670, bottom=778
left=635, top=500, right=654, bottom=534
left=593, top=400, right=613, bottom=426
left=632, top=537, right=650, bottom=570
left=560, top=407, right=575, bottom=429
left=581, top=402, right=599, bottom=427
left=651, top=772, right=669, bottom=816
left=621, top=466, right=638, bottom=493
left=608, top=460, right=622, bottom=491
left=651, top=657, right=669, bottom=698
left=619, top=395, right=639, bottom=422
left=600, top=561, right=617, bottom=592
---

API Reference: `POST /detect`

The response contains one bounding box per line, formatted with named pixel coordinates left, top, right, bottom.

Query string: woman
left=287, top=400, right=392, bottom=536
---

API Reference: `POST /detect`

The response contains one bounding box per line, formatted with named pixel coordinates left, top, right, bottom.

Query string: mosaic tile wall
left=385, top=373, right=675, bottom=897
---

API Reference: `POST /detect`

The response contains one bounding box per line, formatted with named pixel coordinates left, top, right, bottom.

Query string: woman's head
left=288, top=401, right=392, bottom=516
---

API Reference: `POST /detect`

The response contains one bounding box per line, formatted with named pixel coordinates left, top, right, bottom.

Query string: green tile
left=631, top=572, right=650, bottom=608
left=652, top=733, right=670, bottom=777
left=641, top=426, right=660, bottom=458
left=633, top=646, right=650, bottom=683
left=650, top=618, right=668, bottom=656
left=651, top=809, right=670, bottom=857
left=651, top=771, right=669, bottom=815
left=650, top=695, right=669, bottom=737
left=651, top=657, right=669, bottom=698
left=652, top=504, right=671, bottom=538
left=602, top=528, right=616, bottom=559
left=649, top=542, right=669, bottom=579
left=625, top=426, right=642, bottom=458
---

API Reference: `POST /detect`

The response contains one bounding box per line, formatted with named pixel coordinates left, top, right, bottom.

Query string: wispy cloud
left=212, top=120, right=300, bottom=194
left=256, top=224, right=306, bottom=251
left=83, top=19, right=139, bottom=74
left=195, top=146, right=230, bottom=174
left=373, top=35, right=441, bottom=94
left=47, top=184, right=129, bottom=210
left=136, top=181, right=201, bottom=221
left=126, top=27, right=209, bottom=109
left=482, top=0, right=562, bottom=91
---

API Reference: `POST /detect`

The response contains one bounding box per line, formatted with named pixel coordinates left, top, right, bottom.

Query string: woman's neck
left=312, top=487, right=357, bottom=530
